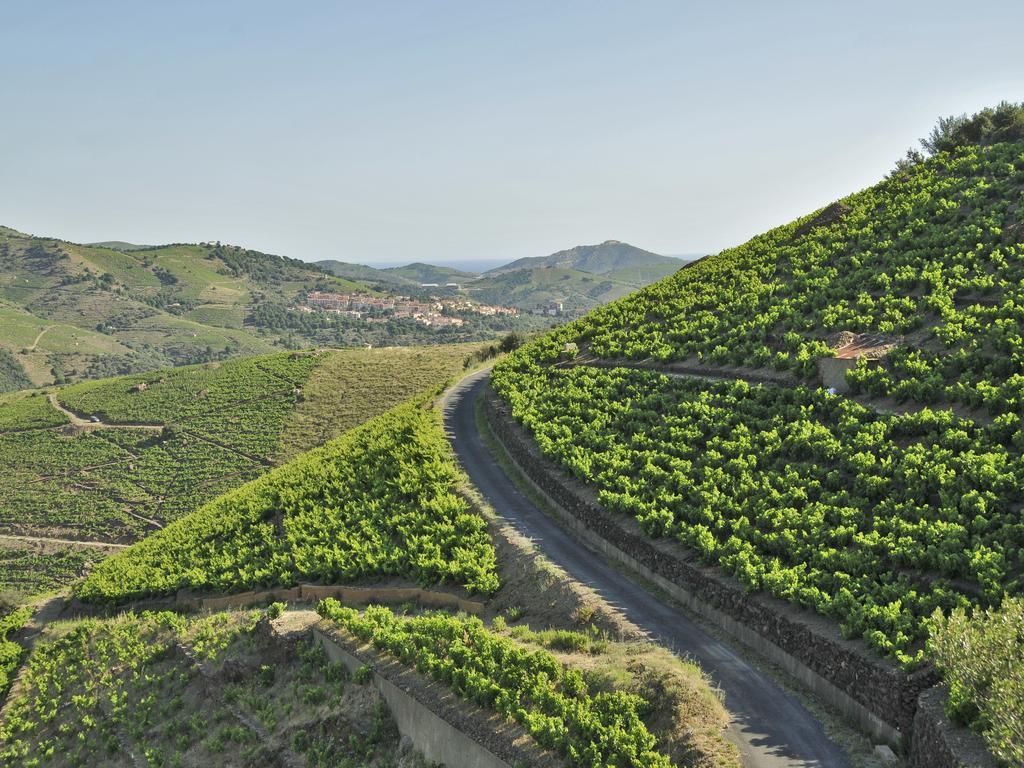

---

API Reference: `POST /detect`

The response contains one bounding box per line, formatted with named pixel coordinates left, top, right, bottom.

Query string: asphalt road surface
left=443, top=370, right=853, bottom=768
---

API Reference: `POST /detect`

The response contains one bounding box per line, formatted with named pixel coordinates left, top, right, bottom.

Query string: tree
left=889, top=148, right=926, bottom=177
left=920, top=101, right=1024, bottom=155
left=499, top=332, right=525, bottom=354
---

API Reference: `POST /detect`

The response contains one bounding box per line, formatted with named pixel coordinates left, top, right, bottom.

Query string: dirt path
left=181, top=428, right=272, bottom=466
left=27, top=325, right=52, bottom=352
left=27, top=458, right=134, bottom=483
left=46, top=392, right=163, bottom=431
left=0, top=593, right=67, bottom=720
left=119, top=508, right=163, bottom=529
left=254, top=360, right=304, bottom=389
left=0, top=533, right=128, bottom=550
left=568, top=357, right=983, bottom=422
left=43, top=393, right=269, bottom=472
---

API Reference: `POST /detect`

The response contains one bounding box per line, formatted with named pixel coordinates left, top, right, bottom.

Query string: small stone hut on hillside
left=818, top=332, right=896, bottom=393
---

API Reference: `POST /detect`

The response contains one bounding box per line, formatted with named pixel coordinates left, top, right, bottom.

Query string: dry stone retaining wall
left=909, top=686, right=997, bottom=768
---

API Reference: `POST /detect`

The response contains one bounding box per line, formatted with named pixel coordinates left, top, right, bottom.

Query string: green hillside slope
left=0, top=229, right=367, bottom=386
left=546, top=144, right=1024, bottom=412
left=494, top=109, right=1024, bottom=760
left=66, top=388, right=737, bottom=768
left=76, top=396, right=499, bottom=603
left=0, top=608, right=429, bottom=767
left=0, top=344, right=480, bottom=598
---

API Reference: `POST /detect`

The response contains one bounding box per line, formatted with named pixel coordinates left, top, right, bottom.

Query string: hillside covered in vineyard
left=492, top=103, right=1024, bottom=765
left=0, top=347, right=738, bottom=768
left=0, top=344, right=485, bottom=598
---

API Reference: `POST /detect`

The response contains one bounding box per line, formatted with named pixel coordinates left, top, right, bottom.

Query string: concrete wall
left=818, top=357, right=857, bottom=393
left=300, top=584, right=484, bottom=614
left=197, top=586, right=301, bottom=612
left=484, top=389, right=937, bottom=746
left=313, top=628, right=513, bottom=768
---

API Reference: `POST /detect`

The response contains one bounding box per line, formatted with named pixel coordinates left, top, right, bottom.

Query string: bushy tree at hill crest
left=894, top=101, right=1024, bottom=175
left=921, top=101, right=1024, bottom=155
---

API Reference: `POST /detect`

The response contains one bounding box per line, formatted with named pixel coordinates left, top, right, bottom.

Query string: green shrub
left=929, top=597, right=1024, bottom=765
left=354, top=665, right=373, bottom=685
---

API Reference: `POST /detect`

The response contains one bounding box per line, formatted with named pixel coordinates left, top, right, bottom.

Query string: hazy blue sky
left=2, top=1, right=1022, bottom=264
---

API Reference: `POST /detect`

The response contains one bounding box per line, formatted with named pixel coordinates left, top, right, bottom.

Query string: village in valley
left=302, top=289, right=542, bottom=328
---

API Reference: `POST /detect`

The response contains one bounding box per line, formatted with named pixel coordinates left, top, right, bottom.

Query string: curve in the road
left=443, top=370, right=852, bottom=768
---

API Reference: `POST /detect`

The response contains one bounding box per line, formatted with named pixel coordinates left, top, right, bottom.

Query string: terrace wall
left=176, top=584, right=485, bottom=614
left=909, top=686, right=997, bottom=768
left=312, top=623, right=560, bottom=768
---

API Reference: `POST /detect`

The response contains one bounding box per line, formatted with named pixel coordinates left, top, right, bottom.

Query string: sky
left=1, top=1, right=1022, bottom=265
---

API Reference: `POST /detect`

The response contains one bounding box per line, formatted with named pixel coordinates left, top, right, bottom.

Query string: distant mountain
left=317, top=243, right=686, bottom=293
left=467, top=266, right=630, bottom=311
left=88, top=240, right=156, bottom=251
left=382, top=262, right=478, bottom=285
left=316, top=260, right=479, bottom=287
left=467, top=241, right=687, bottom=311
left=0, top=227, right=369, bottom=388
left=316, top=260, right=411, bottom=286
left=485, top=240, right=682, bottom=278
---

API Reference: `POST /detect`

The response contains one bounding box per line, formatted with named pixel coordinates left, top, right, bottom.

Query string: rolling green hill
left=468, top=241, right=688, bottom=312
left=0, top=226, right=541, bottom=383
left=0, top=228, right=369, bottom=387
left=381, top=261, right=477, bottom=284
left=485, top=240, right=684, bottom=278
left=493, top=104, right=1024, bottom=763
left=315, top=259, right=478, bottom=288
left=467, top=265, right=635, bottom=311
left=0, top=344, right=481, bottom=598
left=86, top=240, right=155, bottom=251
left=315, top=259, right=416, bottom=287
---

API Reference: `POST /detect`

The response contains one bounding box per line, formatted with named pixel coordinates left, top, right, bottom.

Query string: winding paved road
left=443, top=370, right=852, bottom=768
